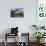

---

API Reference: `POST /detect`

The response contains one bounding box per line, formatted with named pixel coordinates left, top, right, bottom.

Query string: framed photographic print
left=36, top=0, right=46, bottom=26
left=11, top=8, right=24, bottom=17
left=37, top=0, right=46, bottom=18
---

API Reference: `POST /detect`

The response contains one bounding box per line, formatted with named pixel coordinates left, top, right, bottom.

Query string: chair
left=4, top=27, right=19, bottom=46
left=18, top=33, right=30, bottom=46
left=4, top=33, right=18, bottom=46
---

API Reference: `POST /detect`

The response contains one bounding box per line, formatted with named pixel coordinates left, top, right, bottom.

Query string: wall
left=0, top=0, right=36, bottom=42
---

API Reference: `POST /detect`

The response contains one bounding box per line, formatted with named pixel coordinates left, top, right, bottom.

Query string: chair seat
left=6, top=33, right=17, bottom=36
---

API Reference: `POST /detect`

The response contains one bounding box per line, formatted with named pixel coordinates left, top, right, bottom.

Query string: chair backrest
left=11, top=27, right=18, bottom=34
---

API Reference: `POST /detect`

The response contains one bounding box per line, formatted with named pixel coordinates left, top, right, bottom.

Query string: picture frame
left=11, top=8, right=24, bottom=17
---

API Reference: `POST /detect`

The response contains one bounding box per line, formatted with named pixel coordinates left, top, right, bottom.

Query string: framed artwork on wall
left=10, top=8, right=24, bottom=17
left=37, top=0, right=46, bottom=18
left=36, top=0, right=46, bottom=27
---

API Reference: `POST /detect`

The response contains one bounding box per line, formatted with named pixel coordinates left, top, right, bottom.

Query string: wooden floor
left=0, top=42, right=46, bottom=46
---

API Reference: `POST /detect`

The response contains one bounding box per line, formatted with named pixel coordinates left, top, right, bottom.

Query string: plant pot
left=40, top=38, right=45, bottom=43
left=37, top=39, right=45, bottom=44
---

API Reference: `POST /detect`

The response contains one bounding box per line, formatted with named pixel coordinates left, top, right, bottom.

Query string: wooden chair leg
left=4, top=33, right=7, bottom=46
left=4, top=41, right=7, bottom=46
left=17, top=34, right=18, bottom=46
left=15, top=33, right=18, bottom=46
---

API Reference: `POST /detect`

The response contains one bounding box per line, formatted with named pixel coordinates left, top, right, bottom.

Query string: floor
left=0, top=42, right=46, bottom=46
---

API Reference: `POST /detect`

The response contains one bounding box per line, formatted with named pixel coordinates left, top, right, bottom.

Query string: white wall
left=0, top=0, right=36, bottom=42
